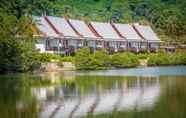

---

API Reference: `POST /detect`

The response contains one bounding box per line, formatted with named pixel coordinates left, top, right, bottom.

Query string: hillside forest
left=1, top=0, right=186, bottom=43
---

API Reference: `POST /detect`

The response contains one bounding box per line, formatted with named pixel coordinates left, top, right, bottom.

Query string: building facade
left=33, top=15, right=161, bottom=54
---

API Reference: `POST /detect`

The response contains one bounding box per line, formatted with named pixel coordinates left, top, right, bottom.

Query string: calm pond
left=0, top=66, right=186, bottom=118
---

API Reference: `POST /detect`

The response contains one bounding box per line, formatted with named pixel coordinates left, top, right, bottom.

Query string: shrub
left=147, top=52, right=186, bottom=66
left=60, top=56, right=74, bottom=63
left=137, top=53, right=149, bottom=59
left=110, top=52, right=139, bottom=68
left=93, top=50, right=111, bottom=68
left=75, top=48, right=110, bottom=70
left=0, top=39, right=41, bottom=73
left=38, top=53, right=61, bottom=62
left=19, top=41, right=41, bottom=71
left=148, top=53, right=170, bottom=66
left=75, top=49, right=141, bottom=70
left=75, top=47, right=92, bottom=70
left=170, top=53, right=186, bottom=65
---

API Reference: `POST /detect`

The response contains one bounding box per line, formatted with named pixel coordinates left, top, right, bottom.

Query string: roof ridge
left=110, top=22, right=126, bottom=40
left=43, top=15, right=63, bottom=36
left=64, top=16, right=83, bottom=38
left=132, top=24, right=146, bottom=40
left=85, top=21, right=102, bottom=39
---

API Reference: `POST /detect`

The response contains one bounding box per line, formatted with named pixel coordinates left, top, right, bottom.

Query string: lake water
left=0, top=66, right=186, bottom=118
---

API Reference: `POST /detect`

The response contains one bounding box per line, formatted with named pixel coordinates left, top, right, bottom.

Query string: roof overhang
left=58, top=36, right=84, bottom=40
left=104, top=38, right=126, bottom=42
left=85, top=37, right=103, bottom=41
left=127, top=39, right=146, bottom=42
left=147, top=40, right=163, bottom=43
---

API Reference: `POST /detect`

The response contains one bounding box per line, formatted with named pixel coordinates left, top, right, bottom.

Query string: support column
left=57, top=39, right=59, bottom=54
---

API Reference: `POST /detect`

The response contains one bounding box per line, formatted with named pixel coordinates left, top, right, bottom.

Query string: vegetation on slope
left=1, top=0, right=186, bottom=43
left=30, top=0, right=186, bottom=44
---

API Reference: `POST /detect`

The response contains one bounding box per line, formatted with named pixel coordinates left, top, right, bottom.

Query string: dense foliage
left=111, top=53, right=139, bottom=68
left=148, top=52, right=186, bottom=66
left=75, top=48, right=139, bottom=70
left=1, top=0, right=186, bottom=44
left=75, top=47, right=109, bottom=70
left=38, top=53, right=62, bottom=62
left=0, top=12, right=40, bottom=73
left=74, top=48, right=186, bottom=70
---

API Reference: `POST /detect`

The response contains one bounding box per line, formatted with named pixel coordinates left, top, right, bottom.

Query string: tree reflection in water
left=37, top=76, right=161, bottom=118
left=1, top=72, right=186, bottom=118
left=87, top=84, right=101, bottom=116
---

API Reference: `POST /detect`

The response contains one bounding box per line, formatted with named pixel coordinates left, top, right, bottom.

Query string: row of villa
left=33, top=15, right=162, bottom=55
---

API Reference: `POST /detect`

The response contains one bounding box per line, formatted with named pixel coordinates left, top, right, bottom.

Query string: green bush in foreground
left=75, top=48, right=139, bottom=70
left=38, top=49, right=186, bottom=70
left=148, top=52, right=186, bottom=66
left=38, top=53, right=61, bottom=62
left=137, top=53, right=150, bottom=59
left=111, top=53, right=139, bottom=68
left=75, top=48, right=110, bottom=70
left=75, top=47, right=93, bottom=70
left=38, top=53, right=74, bottom=63
left=60, top=56, right=74, bottom=62
left=93, top=50, right=111, bottom=68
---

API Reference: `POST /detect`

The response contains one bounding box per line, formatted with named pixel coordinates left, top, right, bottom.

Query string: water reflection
left=36, top=76, right=160, bottom=118
left=0, top=75, right=39, bottom=118
left=0, top=67, right=186, bottom=118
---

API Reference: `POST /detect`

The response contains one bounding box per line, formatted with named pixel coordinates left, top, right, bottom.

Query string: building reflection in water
left=31, top=76, right=160, bottom=118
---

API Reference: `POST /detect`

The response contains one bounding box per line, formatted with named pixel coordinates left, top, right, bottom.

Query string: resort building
left=69, top=19, right=103, bottom=52
left=133, top=24, right=161, bottom=52
left=113, top=23, right=145, bottom=52
left=33, top=15, right=161, bottom=54
left=33, top=16, right=59, bottom=53
left=89, top=21, right=125, bottom=53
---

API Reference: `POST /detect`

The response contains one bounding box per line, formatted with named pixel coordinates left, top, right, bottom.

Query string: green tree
left=0, top=11, right=40, bottom=73
left=75, top=47, right=92, bottom=70
left=75, top=48, right=110, bottom=70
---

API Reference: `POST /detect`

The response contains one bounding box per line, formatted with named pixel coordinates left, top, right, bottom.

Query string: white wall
left=35, top=39, right=46, bottom=53
left=35, top=44, right=45, bottom=53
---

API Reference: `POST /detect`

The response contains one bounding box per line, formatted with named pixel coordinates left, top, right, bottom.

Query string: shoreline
left=1, top=66, right=186, bottom=80
left=2, top=65, right=186, bottom=76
